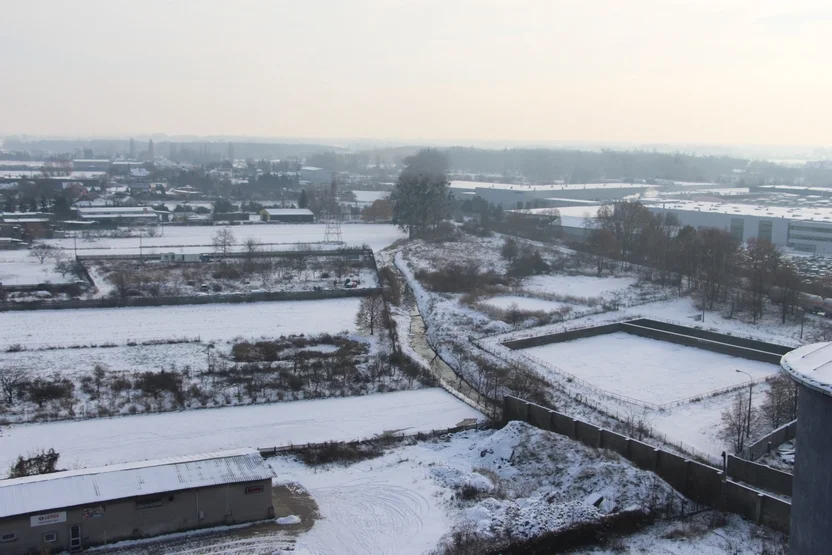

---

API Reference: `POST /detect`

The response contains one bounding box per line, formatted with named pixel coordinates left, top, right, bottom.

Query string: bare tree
left=760, top=372, right=799, bottom=429
left=719, top=392, right=755, bottom=453
left=243, top=237, right=261, bottom=256
left=505, top=302, right=523, bottom=328
left=110, top=269, right=134, bottom=299
left=356, top=295, right=385, bottom=335
left=145, top=225, right=159, bottom=238
left=212, top=227, right=236, bottom=256
left=29, top=243, right=55, bottom=264
left=0, top=366, right=30, bottom=406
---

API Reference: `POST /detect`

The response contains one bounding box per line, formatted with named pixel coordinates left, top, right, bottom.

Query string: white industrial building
left=648, top=201, right=832, bottom=255
left=449, top=180, right=729, bottom=209
left=299, top=166, right=332, bottom=185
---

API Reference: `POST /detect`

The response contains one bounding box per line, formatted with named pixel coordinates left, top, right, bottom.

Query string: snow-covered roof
left=781, top=343, right=832, bottom=397
left=449, top=180, right=654, bottom=192
left=300, top=166, right=324, bottom=171
left=263, top=208, right=314, bottom=216
left=77, top=206, right=151, bottom=214
left=650, top=200, right=832, bottom=223
left=0, top=448, right=273, bottom=519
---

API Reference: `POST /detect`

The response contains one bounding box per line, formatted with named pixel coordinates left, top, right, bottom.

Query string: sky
left=1, top=0, right=831, bottom=146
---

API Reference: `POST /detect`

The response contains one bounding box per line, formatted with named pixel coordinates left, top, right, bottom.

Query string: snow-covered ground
left=352, top=190, right=389, bottom=203
left=0, top=250, right=72, bottom=286
left=0, top=388, right=483, bottom=469
left=43, top=223, right=405, bottom=256
left=649, top=385, right=770, bottom=456
left=523, top=274, right=637, bottom=301
left=267, top=420, right=677, bottom=555
left=481, top=295, right=566, bottom=313
left=0, top=341, right=207, bottom=379
left=583, top=511, right=785, bottom=555
left=523, top=332, right=778, bottom=406
left=0, top=297, right=360, bottom=348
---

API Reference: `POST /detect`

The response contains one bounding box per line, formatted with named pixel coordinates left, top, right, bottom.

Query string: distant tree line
left=583, top=201, right=803, bottom=323
left=443, top=147, right=805, bottom=185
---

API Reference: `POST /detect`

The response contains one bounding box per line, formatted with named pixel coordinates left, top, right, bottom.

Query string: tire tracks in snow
left=298, top=479, right=430, bottom=555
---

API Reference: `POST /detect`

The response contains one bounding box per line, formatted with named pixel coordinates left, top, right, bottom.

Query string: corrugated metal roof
left=264, top=208, right=314, bottom=216
left=0, top=448, right=273, bottom=519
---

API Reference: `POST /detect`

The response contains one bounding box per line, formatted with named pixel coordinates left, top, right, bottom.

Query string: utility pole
left=736, top=369, right=753, bottom=441
left=800, top=309, right=805, bottom=339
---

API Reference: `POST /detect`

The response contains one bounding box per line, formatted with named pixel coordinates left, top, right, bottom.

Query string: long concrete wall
left=746, top=420, right=797, bottom=461
left=501, top=319, right=789, bottom=367
left=728, top=455, right=792, bottom=497
left=625, top=318, right=793, bottom=356
left=620, top=323, right=783, bottom=364
left=503, top=396, right=791, bottom=534
left=0, top=287, right=382, bottom=312
left=501, top=322, right=622, bottom=350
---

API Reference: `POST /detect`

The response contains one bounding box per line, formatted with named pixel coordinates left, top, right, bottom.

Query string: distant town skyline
left=2, top=1, right=831, bottom=147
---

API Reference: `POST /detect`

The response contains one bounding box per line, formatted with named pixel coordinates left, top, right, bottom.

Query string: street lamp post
left=736, top=369, right=753, bottom=441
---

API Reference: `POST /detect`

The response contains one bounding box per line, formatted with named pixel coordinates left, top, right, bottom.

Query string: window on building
left=245, top=485, right=265, bottom=494
left=135, top=496, right=164, bottom=510
left=730, top=218, right=744, bottom=243
left=0, top=533, right=16, bottom=543
left=42, top=532, right=58, bottom=543
left=758, top=220, right=773, bottom=243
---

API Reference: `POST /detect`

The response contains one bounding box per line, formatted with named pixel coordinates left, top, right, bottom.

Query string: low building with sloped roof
left=0, top=448, right=275, bottom=554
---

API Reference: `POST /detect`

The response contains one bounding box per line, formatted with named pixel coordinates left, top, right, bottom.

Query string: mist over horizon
left=2, top=1, right=832, bottom=152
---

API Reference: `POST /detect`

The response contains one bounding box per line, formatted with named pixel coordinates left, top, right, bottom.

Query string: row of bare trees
left=584, top=201, right=803, bottom=323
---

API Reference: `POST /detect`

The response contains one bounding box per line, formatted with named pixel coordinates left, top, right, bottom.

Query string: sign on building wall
left=82, top=506, right=105, bottom=519
left=30, top=512, right=66, bottom=527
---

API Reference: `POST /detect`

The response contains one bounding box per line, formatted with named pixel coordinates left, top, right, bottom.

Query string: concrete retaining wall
left=501, top=322, right=622, bottom=350
left=621, top=323, right=783, bottom=364
left=746, top=420, right=797, bottom=461
left=626, top=318, right=793, bottom=356
left=504, top=396, right=791, bottom=534
left=728, top=455, right=792, bottom=497
left=501, top=319, right=789, bottom=367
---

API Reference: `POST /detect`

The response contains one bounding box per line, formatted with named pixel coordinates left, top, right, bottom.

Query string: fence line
left=504, top=396, right=791, bottom=534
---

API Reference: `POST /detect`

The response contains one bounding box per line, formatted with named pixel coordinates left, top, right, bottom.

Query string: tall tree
left=355, top=295, right=385, bottom=335
left=391, top=149, right=451, bottom=239
left=212, top=227, right=236, bottom=256
left=298, top=189, right=309, bottom=209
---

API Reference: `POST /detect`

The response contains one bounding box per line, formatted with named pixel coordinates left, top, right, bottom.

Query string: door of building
left=69, top=524, right=82, bottom=552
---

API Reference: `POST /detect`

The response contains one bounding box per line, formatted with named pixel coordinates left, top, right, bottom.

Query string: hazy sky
left=2, top=0, right=831, bottom=146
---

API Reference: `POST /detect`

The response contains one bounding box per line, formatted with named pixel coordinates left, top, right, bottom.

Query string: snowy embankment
left=480, top=295, right=567, bottom=312
left=0, top=250, right=72, bottom=286
left=0, top=388, right=483, bottom=469
left=272, top=420, right=677, bottom=555
left=0, top=297, right=361, bottom=348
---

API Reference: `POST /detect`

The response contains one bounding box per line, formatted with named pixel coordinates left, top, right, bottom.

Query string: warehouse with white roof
left=648, top=201, right=832, bottom=254
left=0, top=449, right=274, bottom=554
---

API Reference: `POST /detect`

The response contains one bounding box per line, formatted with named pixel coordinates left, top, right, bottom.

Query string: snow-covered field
left=523, top=332, right=778, bottom=406
left=0, top=297, right=360, bottom=348
left=43, top=223, right=405, bottom=257
left=0, top=250, right=72, bottom=285
left=0, top=388, right=483, bottom=469
left=649, top=385, right=770, bottom=456
left=0, top=341, right=206, bottom=379
left=481, top=295, right=566, bottom=312
left=523, top=274, right=637, bottom=300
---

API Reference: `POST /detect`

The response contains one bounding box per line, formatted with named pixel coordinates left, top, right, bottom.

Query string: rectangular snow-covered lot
left=43, top=223, right=406, bottom=255
left=523, top=332, right=777, bottom=405
left=0, top=389, right=483, bottom=469
left=0, top=297, right=361, bottom=348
